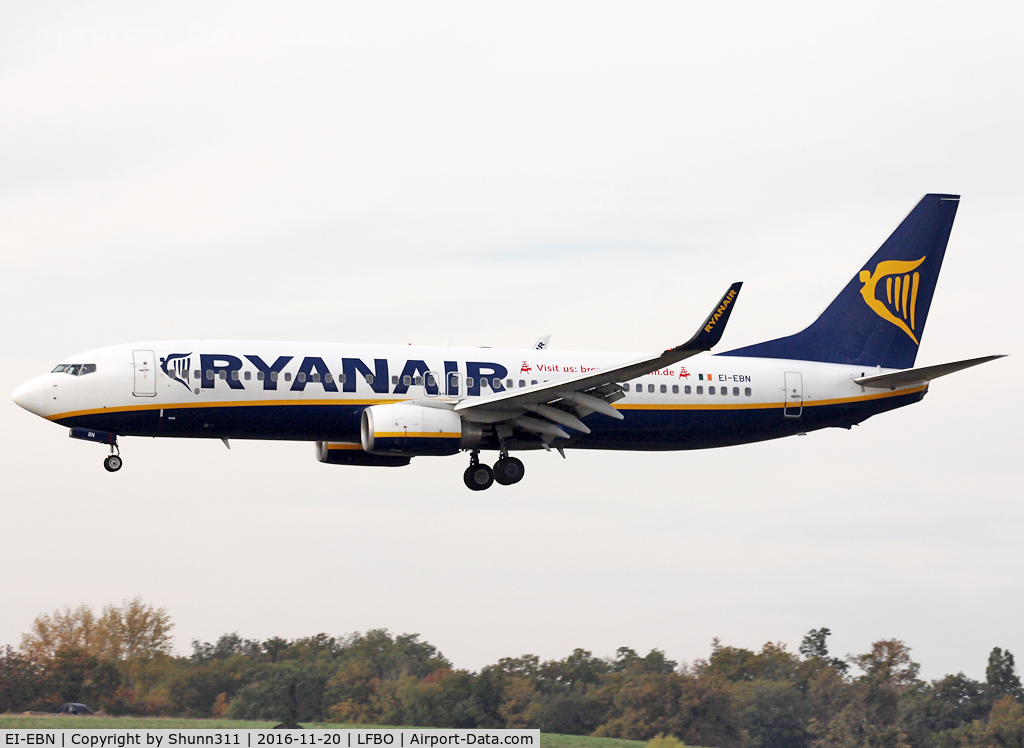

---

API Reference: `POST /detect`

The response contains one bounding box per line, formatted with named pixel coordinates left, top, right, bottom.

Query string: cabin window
left=403, top=375, right=412, bottom=386
left=623, top=383, right=630, bottom=391
left=297, top=372, right=306, bottom=383
left=709, top=386, right=715, bottom=394
left=481, top=378, right=489, bottom=389
left=492, top=378, right=501, bottom=389
left=506, top=379, right=513, bottom=388
left=231, top=370, right=239, bottom=381
left=257, top=372, right=265, bottom=381
left=425, top=374, right=435, bottom=387
left=270, top=372, right=278, bottom=382
left=648, top=384, right=655, bottom=393
left=722, top=387, right=728, bottom=396
left=745, top=387, right=752, bottom=397
left=244, top=371, right=251, bottom=381
left=194, top=370, right=201, bottom=379
left=311, top=372, right=320, bottom=383
left=660, top=384, right=667, bottom=394
left=392, top=375, right=399, bottom=385
left=531, top=380, right=537, bottom=385
left=284, top=372, right=292, bottom=382
left=364, top=374, right=373, bottom=384
left=414, top=375, right=423, bottom=386
left=205, top=371, right=214, bottom=380
left=466, top=377, right=475, bottom=388
left=325, top=373, right=333, bottom=384
left=733, top=387, right=739, bottom=396
left=672, top=385, right=679, bottom=394
left=696, top=386, right=703, bottom=395
left=684, top=385, right=691, bottom=394
left=519, top=380, right=526, bottom=388
left=339, top=373, right=347, bottom=384
left=217, top=371, right=227, bottom=380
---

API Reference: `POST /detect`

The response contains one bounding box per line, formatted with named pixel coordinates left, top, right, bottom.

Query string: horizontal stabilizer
left=854, top=354, right=1006, bottom=389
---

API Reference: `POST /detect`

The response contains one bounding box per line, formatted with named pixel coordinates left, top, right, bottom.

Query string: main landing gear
left=463, top=450, right=524, bottom=491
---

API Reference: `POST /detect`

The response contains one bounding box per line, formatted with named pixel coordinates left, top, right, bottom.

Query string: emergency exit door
left=783, top=371, right=803, bottom=417
left=133, top=350, right=157, bottom=397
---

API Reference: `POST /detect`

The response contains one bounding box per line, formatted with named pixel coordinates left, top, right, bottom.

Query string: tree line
left=1, top=599, right=1022, bottom=748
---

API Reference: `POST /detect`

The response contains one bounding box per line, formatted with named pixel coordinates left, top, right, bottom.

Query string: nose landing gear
left=463, top=450, right=525, bottom=490
left=103, top=440, right=123, bottom=472
left=68, top=428, right=123, bottom=472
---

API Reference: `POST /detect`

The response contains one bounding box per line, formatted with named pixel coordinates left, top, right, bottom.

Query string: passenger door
left=133, top=350, right=157, bottom=397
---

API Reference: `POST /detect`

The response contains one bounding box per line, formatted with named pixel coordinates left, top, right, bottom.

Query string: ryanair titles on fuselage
left=158, top=352, right=754, bottom=397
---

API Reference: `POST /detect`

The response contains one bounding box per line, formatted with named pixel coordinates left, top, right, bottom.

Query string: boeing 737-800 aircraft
left=12, top=194, right=1004, bottom=490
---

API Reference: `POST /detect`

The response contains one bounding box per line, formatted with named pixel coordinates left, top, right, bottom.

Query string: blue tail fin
left=724, top=194, right=960, bottom=369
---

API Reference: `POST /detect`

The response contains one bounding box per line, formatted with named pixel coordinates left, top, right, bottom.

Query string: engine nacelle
left=315, top=441, right=411, bottom=467
left=361, top=403, right=482, bottom=456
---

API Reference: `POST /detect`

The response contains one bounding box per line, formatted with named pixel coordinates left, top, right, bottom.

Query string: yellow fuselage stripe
left=47, top=398, right=403, bottom=421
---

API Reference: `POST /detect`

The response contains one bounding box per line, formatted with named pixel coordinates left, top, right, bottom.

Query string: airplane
left=11, top=194, right=1004, bottom=490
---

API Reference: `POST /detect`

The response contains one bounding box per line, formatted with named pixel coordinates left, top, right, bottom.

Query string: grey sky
left=1, top=2, right=1021, bottom=681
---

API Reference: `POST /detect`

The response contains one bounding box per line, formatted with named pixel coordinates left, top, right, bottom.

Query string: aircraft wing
left=454, top=283, right=742, bottom=437
left=853, top=354, right=1006, bottom=389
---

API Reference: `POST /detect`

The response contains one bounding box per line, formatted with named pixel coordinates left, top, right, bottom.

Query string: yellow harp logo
left=858, top=257, right=926, bottom=345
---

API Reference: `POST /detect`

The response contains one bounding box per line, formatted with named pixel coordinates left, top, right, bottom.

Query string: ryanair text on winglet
left=704, top=289, right=738, bottom=333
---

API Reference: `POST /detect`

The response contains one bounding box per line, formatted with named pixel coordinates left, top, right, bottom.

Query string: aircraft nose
left=12, top=377, right=45, bottom=417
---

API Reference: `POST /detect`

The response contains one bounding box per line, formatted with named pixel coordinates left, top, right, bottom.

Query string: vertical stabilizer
left=724, top=194, right=959, bottom=369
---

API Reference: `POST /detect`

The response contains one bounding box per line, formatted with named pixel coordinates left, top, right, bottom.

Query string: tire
left=104, top=455, right=122, bottom=473
left=493, top=457, right=525, bottom=485
left=463, top=464, right=494, bottom=491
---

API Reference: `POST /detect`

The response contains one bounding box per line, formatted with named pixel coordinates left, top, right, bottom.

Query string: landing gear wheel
left=464, top=464, right=494, bottom=491
left=104, top=455, right=122, bottom=473
left=493, top=456, right=525, bottom=485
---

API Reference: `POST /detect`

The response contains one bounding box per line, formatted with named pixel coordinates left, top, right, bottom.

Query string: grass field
left=0, top=715, right=650, bottom=748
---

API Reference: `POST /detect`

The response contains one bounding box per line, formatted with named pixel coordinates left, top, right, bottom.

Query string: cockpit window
left=53, top=363, right=97, bottom=376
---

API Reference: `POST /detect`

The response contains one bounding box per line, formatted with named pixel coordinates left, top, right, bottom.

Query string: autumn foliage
left=2, top=603, right=1022, bottom=748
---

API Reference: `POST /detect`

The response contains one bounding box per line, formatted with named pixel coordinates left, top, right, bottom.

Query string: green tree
left=0, top=645, right=54, bottom=712
left=228, top=655, right=337, bottom=724
left=814, top=640, right=921, bottom=748
left=799, top=629, right=848, bottom=675
left=986, top=649, right=1023, bottom=702
left=49, top=648, right=121, bottom=707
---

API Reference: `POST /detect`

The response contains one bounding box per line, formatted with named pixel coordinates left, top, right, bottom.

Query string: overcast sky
left=2, top=2, right=1022, bottom=682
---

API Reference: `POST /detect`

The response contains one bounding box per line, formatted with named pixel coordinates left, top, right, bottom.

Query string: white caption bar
left=1, top=730, right=540, bottom=748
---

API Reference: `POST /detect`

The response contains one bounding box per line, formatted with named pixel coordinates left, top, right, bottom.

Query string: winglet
left=668, top=282, right=743, bottom=354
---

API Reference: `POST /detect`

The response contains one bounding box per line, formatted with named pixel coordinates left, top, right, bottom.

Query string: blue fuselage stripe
left=53, top=390, right=925, bottom=451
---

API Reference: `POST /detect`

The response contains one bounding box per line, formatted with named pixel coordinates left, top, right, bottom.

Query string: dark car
left=57, top=703, right=94, bottom=715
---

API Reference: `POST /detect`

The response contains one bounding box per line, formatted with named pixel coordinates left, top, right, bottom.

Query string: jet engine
left=314, top=440, right=411, bottom=467
left=361, top=403, right=482, bottom=456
